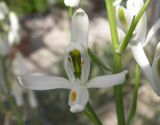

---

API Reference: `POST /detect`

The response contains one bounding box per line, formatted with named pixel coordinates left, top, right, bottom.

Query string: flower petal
left=113, top=0, right=122, bottom=6
left=116, top=6, right=132, bottom=33
left=13, top=52, right=27, bottom=75
left=0, top=2, right=8, bottom=20
left=127, top=0, right=147, bottom=45
left=154, top=42, right=160, bottom=59
left=71, top=8, right=89, bottom=48
left=86, top=70, right=128, bottom=88
left=64, top=43, right=78, bottom=83
left=28, top=91, right=38, bottom=108
left=79, top=45, right=90, bottom=83
left=64, top=0, right=80, bottom=7
left=18, top=75, right=73, bottom=90
left=8, top=12, right=20, bottom=45
left=130, top=43, right=157, bottom=91
left=68, top=85, right=89, bottom=113
left=127, top=0, right=144, bottom=17
left=11, top=82, right=24, bottom=106
left=0, top=39, right=10, bottom=56
left=144, top=18, right=160, bottom=47
left=9, top=12, right=19, bottom=31
left=152, top=57, right=160, bottom=96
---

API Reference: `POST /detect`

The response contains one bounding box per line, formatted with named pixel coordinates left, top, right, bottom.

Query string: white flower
left=0, top=38, right=10, bottom=56
left=64, top=0, right=80, bottom=7
left=17, top=8, right=128, bottom=113
left=116, top=0, right=160, bottom=95
left=0, top=4, right=20, bottom=56
left=8, top=12, right=20, bottom=46
left=152, top=43, right=160, bottom=95
left=0, top=2, right=8, bottom=20
left=13, top=52, right=38, bottom=108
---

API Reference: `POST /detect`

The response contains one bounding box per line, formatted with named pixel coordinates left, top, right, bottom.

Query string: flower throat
left=69, top=48, right=82, bottom=78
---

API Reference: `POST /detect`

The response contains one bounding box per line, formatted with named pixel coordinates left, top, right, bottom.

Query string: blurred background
left=0, top=0, right=160, bottom=125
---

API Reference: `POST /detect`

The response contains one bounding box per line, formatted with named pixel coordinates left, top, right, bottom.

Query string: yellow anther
left=70, top=91, right=77, bottom=102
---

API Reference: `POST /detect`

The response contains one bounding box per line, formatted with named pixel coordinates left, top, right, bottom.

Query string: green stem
left=127, top=65, right=140, bottom=125
left=84, top=103, right=102, bottom=125
left=116, top=0, right=152, bottom=54
left=105, top=0, right=126, bottom=125
left=2, top=57, right=25, bottom=125
left=69, top=7, right=73, bottom=20
left=0, top=100, right=6, bottom=113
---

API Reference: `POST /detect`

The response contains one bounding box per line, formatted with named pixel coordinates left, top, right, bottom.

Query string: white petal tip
left=64, top=0, right=80, bottom=7
left=157, top=42, right=160, bottom=50
left=123, top=70, right=129, bottom=78
left=70, top=104, right=84, bottom=113
left=76, top=8, right=84, bottom=13
left=74, top=8, right=86, bottom=16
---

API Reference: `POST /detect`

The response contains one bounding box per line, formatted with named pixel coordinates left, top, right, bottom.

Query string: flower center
left=69, top=48, right=82, bottom=78
left=70, top=91, right=77, bottom=102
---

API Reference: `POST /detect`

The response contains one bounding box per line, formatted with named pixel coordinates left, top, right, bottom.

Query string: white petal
left=152, top=57, right=160, bottom=96
left=8, top=31, right=18, bottom=45
left=116, top=6, right=132, bottom=33
left=132, top=13, right=147, bottom=45
left=113, top=0, right=122, bottom=6
left=127, top=0, right=144, bottom=17
left=8, top=12, right=20, bottom=45
left=154, top=42, right=160, bottom=59
left=71, top=8, right=89, bottom=48
left=28, top=91, right=38, bottom=108
left=64, top=44, right=77, bottom=83
left=9, top=12, right=19, bottom=31
left=131, top=43, right=157, bottom=91
left=86, top=70, right=128, bottom=88
left=18, top=75, right=73, bottom=90
left=13, top=52, right=27, bottom=75
left=126, top=0, right=147, bottom=45
left=0, top=39, right=10, bottom=56
left=68, top=85, right=89, bottom=113
left=64, top=0, right=80, bottom=7
left=0, top=2, right=8, bottom=20
left=78, top=44, right=90, bottom=83
left=144, top=18, right=160, bottom=47
left=11, top=82, right=24, bottom=106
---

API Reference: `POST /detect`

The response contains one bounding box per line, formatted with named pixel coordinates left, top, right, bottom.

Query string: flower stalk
left=105, top=0, right=126, bottom=125
left=84, top=103, right=102, bottom=125
left=127, top=65, right=140, bottom=125
left=2, top=57, right=24, bottom=125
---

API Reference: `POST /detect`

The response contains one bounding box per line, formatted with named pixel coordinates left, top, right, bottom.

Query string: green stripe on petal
left=70, top=48, right=82, bottom=78
left=118, top=7, right=128, bottom=31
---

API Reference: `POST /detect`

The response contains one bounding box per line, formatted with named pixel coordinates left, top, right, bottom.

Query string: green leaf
left=88, top=48, right=112, bottom=72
